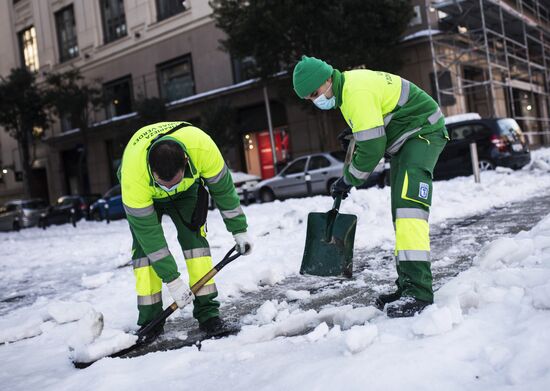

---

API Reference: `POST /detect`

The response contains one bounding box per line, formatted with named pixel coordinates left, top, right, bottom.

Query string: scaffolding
left=428, top=0, right=550, bottom=145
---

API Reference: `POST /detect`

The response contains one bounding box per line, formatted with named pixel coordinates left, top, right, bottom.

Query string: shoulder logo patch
left=419, top=182, right=429, bottom=199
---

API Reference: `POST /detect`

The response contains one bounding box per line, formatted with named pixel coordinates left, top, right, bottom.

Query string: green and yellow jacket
left=333, top=69, right=447, bottom=186
left=119, top=122, right=247, bottom=283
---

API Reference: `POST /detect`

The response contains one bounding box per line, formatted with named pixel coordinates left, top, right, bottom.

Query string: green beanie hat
left=292, top=55, right=334, bottom=98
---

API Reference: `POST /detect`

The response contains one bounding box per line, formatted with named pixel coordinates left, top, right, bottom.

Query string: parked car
left=434, top=117, right=531, bottom=180
left=89, top=185, right=125, bottom=222
left=230, top=171, right=261, bottom=205
left=81, top=194, right=101, bottom=220
left=3, top=199, right=48, bottom=229
left=38, top=195, right=96, bottom=228
left=253, top=152, right=386, bottom=202
left=0, top=204, right=21, bottom=232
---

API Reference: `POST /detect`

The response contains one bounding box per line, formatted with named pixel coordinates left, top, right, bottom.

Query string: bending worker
left=293, top=56, right=448, bottom=317
left=119, top=121, right=252, bottom=337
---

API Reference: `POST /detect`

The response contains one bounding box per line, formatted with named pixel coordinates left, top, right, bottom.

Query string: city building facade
left=0, top=0, right=549, bottom=204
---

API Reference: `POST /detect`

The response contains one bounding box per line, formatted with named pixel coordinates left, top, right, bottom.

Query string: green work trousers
left=131, top=182, right=220, bottom=326
left=389, top=128, right=448, bottom=302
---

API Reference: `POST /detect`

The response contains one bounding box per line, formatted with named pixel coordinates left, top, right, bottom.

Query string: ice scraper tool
left=72, top=246, right=246, bottom=368
left=300, top=140, right=357, bottom=278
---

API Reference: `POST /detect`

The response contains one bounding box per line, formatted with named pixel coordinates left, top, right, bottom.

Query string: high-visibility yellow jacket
left=340, top=70, right=446, bottom=186
left=119, top=121, right=247, bottom=283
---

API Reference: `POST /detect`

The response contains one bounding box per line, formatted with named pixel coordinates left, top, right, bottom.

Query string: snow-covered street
left=1, top=148, right=550, bottom=391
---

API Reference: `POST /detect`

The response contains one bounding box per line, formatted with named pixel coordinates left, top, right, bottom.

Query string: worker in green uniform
left=292, top=56, right=448, bottom=317
left=119, top=121, right=253, bottom=337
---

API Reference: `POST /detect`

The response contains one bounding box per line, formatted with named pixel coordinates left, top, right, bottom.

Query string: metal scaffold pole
left=479, top=0, right=497, bottom=118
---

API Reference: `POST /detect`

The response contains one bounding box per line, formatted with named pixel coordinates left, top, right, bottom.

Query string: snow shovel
left=72, top=246, right=246, bottom=369
left=300, top=141, right=357, bottom=278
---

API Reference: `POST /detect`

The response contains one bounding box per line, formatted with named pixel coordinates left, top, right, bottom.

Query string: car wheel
left=478, top=160, right=495, bottom=171
left=260, top=188, right=275, bottom=203
left=13, top=221, right=20, bottom=232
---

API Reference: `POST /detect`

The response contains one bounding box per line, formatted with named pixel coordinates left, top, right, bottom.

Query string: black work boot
left=199, top=316, right=237, bottom=338
left=374, top=290, right=402, bottom=310
left=386, top=297, right=431, bottom=318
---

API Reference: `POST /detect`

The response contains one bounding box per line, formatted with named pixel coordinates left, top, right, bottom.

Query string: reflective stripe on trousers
left=394, top=207, right=430, bottom=264
left=183, top=247, right=217, bottom=296
left=134, top=262, right=163, bottom=306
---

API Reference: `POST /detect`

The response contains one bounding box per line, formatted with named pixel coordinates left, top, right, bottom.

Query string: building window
left=232, top=56, right=256, bottom=83
left=157, top=55, right=194, bottom=102
left=104, top=76, right=133, bottom=118
left=18, top=26, right=39, bottom=71
left=409, top=5, right=422, bottom=26
left=55, top=5, right=79, bottom=62
left=100, top=0, right=127, bottom=44
left=156, top=0, right=188, bottom=22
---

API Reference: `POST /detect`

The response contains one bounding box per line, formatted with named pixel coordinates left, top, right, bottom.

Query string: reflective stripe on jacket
left=339, top=70, right=445, bottom=186
left=120, top=122, right=247, bottom=282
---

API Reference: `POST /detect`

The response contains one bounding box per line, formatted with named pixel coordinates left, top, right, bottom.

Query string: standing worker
left=119, top=121, right=253, bottom=337
left=292, top=56, right=448, bottom=317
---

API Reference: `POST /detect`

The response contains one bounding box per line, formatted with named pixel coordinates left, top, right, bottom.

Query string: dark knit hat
left=292, top=55, right=333, bottom=98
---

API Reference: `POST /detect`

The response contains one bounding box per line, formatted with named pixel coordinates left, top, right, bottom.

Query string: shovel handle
left=331, top=139, right=355, bottom=213
left=136, top=246, right=243, bottom=342
left=332, top=195, right=342, bottom=212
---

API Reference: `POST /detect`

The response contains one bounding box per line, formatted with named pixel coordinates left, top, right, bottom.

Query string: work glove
left=330, top=176, right=352, bottom=200
left=233, top=232, right=253, bottom=255
left=337, top=127, right=352, bottom=152
left=166, top=277, right=194, bottom=309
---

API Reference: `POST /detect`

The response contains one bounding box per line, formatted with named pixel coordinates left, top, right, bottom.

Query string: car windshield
left=57, top=197, right=77, bottom=206
left=83, top=194, right=100, bottom=203
left=22, top=200, right=47, bottom=209
left=497, top=118, right=522, bottom=136
left=104, top=186, right=121, bottom=198
left=329, top=151, right=346, bottom=162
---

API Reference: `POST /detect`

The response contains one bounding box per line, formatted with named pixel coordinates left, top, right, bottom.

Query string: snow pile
left=411, top=299, right=463, bottom=336
left=1, top=149, right=550, bottom=389
left=239, top=301, right=381, bottom=345
left=67, top=309, right=104, bottom=350
left=47, top=300, right=94, bottom=324
left=170, top=212, right=550, bottom=390
left=529, top=148, right=550, bottom=172
left=285, top=289, right=311, bottom=301
left=0, top=300, right=99, bottom=344
left=81, top=272, right=114, bottom=289
left=0, top=315, right=48, bottom=344
left=305, top=322, right=330, bottom=342
left=69, top=329, right=137, bottom=363
left=344, top=324, right=378, bottom=354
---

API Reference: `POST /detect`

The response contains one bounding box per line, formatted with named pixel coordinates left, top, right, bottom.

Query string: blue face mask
left=157, top=181, right=181, bottom=192
left=313, top=83, right=335, bottom=110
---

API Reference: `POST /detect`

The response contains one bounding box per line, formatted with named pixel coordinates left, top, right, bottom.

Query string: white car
left=231, top=171, right=260, bottom=204
left=253, top=152, right=387, bottom=203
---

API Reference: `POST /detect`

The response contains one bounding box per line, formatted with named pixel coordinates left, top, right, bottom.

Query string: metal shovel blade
left=300, top=200, right=357, bottom=278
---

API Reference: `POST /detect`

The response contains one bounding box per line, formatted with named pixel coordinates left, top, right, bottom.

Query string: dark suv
left=434, top=118, right=531, bottom=180
left=38, top=195, right=99, bottom=228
